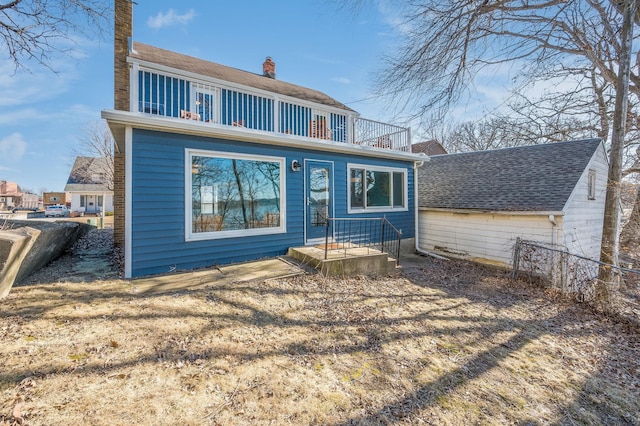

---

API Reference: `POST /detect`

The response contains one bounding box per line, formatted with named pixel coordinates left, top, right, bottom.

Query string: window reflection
left=191, top=154, right=282, bottom=234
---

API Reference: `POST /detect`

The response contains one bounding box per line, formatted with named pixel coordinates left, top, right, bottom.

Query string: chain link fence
left=512, top=238, right=640, bottom=318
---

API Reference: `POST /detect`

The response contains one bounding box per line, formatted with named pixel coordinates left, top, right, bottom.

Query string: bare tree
left=374, top=1, right=640, bottom=120
left=598, top=0, right=637, bottom=290
left=0, top=0, right=111, bottom=71
left=76, top=120, right=114, bottom=191
left=365, top=0, right=640, bottom=293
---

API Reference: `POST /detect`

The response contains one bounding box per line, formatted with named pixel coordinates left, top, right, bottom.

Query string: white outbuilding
left=416, top=138, right=608, bottom=268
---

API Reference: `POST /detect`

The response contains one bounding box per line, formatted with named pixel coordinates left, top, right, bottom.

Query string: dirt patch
left=16, top=229, right=122, bottom=285
left=1, top=243, right=639, bottom=425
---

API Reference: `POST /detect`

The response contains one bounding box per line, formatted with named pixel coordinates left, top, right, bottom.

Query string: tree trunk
left=621, top=184, right=640, bottom=253
left=597, top=0, right=638, bottom=305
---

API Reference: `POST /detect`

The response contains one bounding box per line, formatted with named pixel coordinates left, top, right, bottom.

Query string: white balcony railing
left=134, top=66, right=410, bottom=152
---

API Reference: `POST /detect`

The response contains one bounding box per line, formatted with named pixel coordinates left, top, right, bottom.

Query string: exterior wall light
left=291, top=160, right=302, bottom=172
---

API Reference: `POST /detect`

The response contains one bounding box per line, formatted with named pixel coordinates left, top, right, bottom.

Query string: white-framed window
left=347, top=163, right=408, bottom=213
left=588, top=169, right=596, bottom=200
left=186, top=149, right=286, bottom=241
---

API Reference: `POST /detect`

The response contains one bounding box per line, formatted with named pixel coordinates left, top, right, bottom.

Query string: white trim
left=417, top=207, right=565, bottom=216
left=184, top=148, right=286, bottom=241
left=124, top=126, right=133, bottom=279
left=303, top=159, right=335, bottom=245
left=346, top=163, right=409, bottom=214
left=101, top=109, right=424, bottom=163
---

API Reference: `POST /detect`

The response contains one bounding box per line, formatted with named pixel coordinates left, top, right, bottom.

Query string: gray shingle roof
left=417, top=138, right=603, bottom=212
left=64, top=157, right=112, bottom=192
left=131, top=42, right=355, bottom=112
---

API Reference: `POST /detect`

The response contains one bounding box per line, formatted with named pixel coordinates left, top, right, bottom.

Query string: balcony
left=133, top=66, right=411, bottom=152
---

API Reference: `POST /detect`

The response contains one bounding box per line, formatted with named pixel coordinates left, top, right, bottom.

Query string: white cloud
left=147, top=9, right=196, bottom=29
left=0, top=59, right=75, bottom=107
left=332, top=77, right=351, bottom=84
left=0, top=133, right=28, bottom=161
left=377, top=1, right=411, bottom=36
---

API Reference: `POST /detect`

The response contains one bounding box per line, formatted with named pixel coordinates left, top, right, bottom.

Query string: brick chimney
left=112, top=0, right=132, bottom=249
left=263, top=57, right=276, bottom=79
left=114, top=0, right=132, bottom=111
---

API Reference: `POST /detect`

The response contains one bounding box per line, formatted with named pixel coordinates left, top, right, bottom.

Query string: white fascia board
left=101, top=109, right=425, bottom=163
left=417, top=207, right=564, bottom=216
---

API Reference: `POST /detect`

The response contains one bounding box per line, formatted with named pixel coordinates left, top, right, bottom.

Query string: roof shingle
left=64, top=157, right=112, bottom=192
left=131, top=42, right=354, bottom=112
left=417, top=139, right=603, bottom=212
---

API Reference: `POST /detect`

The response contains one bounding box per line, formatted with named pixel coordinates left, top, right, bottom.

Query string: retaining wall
left=0, top=220, right=91, bottom=298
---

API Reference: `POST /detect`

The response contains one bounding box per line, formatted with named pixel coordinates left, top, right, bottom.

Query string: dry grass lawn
left=2, top=255, right=640, bottom=425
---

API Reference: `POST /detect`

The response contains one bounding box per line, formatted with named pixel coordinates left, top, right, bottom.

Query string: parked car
left=11, top=206, right=38, bottom=213
left=45, top=205, right=69, bottom=217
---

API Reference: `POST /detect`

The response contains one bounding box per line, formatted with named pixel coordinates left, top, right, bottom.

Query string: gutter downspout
left=549, top=214, right=559, bottom=288
left=413, top=155, right=426, bottom=253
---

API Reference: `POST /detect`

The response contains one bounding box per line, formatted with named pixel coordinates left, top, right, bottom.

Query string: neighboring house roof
left=64, top=157, right=112, bottom=193
left=411, top=140, right=447, bottom=156
left=417, top=138, right=603, bottom=212
left=130, top=42, right=355, bottom=113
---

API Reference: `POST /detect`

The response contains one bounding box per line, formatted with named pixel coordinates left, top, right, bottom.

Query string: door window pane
left=309, top=166, right=329, bottom=226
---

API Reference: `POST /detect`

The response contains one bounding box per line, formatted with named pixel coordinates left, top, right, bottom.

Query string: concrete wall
left=0, top=220, right=91, bottom=298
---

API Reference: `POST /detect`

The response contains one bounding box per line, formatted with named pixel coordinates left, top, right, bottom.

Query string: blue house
left=104, top=1, right=425, bottom=278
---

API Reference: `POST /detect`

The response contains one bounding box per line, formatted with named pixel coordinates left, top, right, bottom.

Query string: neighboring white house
left=416, top=139, right=608, bottom=268
left=64, top=157, right=114, bottom=215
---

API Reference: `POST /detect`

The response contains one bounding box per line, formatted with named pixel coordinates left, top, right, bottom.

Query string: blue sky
left=0, top=1, right=500, bottom=193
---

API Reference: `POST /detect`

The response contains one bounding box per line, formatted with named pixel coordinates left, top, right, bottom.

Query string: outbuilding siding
left=561, top=144, right=608, bottom=260
left=418, top=210, right=561, bottom=267
left=130, top=129, right=415, bottom=277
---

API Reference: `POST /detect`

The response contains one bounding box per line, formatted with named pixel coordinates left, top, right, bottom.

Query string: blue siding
left=130, top=129, right=415, bottom=277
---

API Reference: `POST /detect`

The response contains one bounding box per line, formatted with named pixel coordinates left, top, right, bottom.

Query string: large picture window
left=187, top=150, right=285, bottom=240
left=348, top=164, right=407, bottom=212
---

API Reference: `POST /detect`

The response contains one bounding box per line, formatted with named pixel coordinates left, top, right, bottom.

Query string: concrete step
left=287, top=246, right=398, bottom=278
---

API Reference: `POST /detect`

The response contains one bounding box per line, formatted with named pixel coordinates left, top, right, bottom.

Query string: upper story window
left=186, top=149, right=286, bottom=241
left=348, top=164, right=407, bottom=213
left=588, top=169, right=596, bottom=200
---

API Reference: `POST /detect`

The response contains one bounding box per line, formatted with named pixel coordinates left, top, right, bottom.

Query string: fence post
left=511, top=237, right=521, bottom=280
left=380, top=217, right=386, bottom=253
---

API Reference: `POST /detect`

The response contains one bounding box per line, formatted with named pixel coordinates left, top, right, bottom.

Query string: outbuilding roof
left=130, top=42, right=355, bottom=113
left=417, top=138, right=604, bottom=212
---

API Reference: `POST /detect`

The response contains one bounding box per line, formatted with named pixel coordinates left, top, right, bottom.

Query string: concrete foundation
left=0, top=220, right=91, bottom=298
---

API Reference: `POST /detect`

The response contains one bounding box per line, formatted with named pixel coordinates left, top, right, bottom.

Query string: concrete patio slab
left=132, top=257, right=307, bottom=294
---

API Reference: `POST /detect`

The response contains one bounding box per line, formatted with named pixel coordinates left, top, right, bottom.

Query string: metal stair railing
left=324, top=217, right=402, bottom=265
